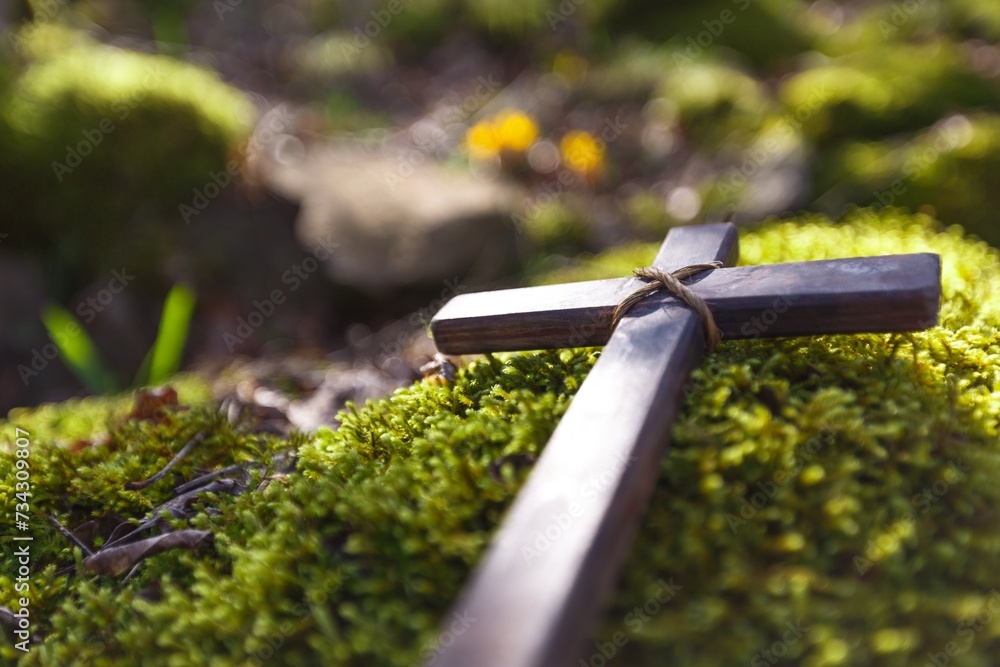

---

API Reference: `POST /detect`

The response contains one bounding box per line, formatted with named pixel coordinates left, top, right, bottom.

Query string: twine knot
left=612, top=262, right=722, bottom=351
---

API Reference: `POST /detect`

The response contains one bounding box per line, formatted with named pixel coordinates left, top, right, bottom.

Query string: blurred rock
left=259, top=139, right=522, bottom=294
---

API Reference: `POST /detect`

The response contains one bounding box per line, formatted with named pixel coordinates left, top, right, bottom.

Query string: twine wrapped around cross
left=612, top=262, right=723, bottom=350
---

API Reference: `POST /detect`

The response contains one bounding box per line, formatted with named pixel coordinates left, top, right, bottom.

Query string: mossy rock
left=3, top=209, right=1000, bottom=666
left=780, top=40, right=1000, bottom=145
left=953, top=0, right=1000, bottom=39
left=814, top=114, right=1000, bottom=247
left=594, top=0, right=812, bottom=69
left=518, top=196, right=593, bottom=255
left=0, top=27, right=255, bottom=289
left=806, top=0, right=946, bottom=58
left=654, top=60, right=774, bottom=148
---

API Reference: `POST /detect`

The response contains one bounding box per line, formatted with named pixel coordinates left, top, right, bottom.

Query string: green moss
left=519, top=197, right=593, bottom=254
left=815, top=114, right=1000, bottom=246
left=623, top=191, right=677, bottom=238
left=3, top=374, right=210, bottom=447
left=3, top=209, right=1000, bottom=666
left=807, top=1, right=944, bottom=57
left=532, top=239, right=658, bottom=286
left=0, top=28, right=255, bottom=287
left=780, top=41, right=1000, bottom=144
left=584, top=41, right=681, bottom=100
left=954, top=0, right=1000, bottom=39
left=655, top=60, right=773, bottom=148
left=294, top=35, right=393, bottom=82
left=595, top=0, right=813, bottom=70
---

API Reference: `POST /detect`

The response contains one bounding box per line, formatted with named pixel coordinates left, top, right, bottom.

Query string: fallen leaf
left=71, top=519, right=101, bottom=545
left=72, top=514, right=127, bottom=550
left=102, top=479, right=241, bottom=551
left=105, top=521, right=139, bottom=547
left=129, top=386, right=179, bottom=423
left=66, top=433, right=112, bottom=453
left=83, top=530, right=214, bottom=577
left=67, top=439, right=93, bottom=453
left=420, top=353, right=457, bottom=385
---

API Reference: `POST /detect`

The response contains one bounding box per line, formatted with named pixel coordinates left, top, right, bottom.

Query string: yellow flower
left=465, top=109, right=539, bottom=160
left=495, top=109, right=539, bottom=152
left=560, top=130, right=605, bottom=176
left=465, top=120, right=502, bottom=160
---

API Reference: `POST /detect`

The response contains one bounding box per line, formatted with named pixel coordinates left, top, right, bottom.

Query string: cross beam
left=427, top=223, right=940, bottom=667
left=432, top=236, right=940, bottom=354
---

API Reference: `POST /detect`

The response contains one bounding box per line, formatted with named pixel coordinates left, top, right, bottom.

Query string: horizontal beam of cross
left=431, top=253, right=941, bottom=354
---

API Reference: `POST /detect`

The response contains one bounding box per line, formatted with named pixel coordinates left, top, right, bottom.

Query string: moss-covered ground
left=2, top=209, right=999, bottom=666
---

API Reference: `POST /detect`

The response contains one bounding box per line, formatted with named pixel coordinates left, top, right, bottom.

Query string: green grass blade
left=147, top=284, right=196, bottom=386
left=40, top=305, right=118, bottom=394
left=132, top=347, right=154, bottom=388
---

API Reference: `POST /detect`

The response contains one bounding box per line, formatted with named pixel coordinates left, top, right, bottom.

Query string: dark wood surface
left=433, top=223, right=740, bottom=667
left=431, top=254, right=941, bottom=354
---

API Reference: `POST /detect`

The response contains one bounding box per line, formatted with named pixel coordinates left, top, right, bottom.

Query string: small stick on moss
left=121, top=562, right=143, bottom=585
left=103, top=478, right=240, bottom=550
left=173, top=450, right=295, bottom=495
left=125, top=432, right=206, bottom=491
left=173, top=461, right=247, bottom=495
left=45, top=514, right=94, bottom=557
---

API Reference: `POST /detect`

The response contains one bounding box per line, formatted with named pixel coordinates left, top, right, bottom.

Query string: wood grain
left=432, top=223, right=739, bottom=667
left=431, top=254, right=941, bottom=354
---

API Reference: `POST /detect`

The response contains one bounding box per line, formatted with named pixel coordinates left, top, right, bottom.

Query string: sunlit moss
left=2, top=210, right=999, bottom=666
left=656, top=60, right=774, bottom=148
left=594, top=0, right=813, bottom=69
left=624, top=191, right=677, bottom=238
left=816, top=114, right=1000, bottom=246
left=780, top=41, right=1000, bottom=143
left=517, top=196, right=592, bottom=254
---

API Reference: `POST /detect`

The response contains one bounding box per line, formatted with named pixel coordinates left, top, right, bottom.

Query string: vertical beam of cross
left=433, top=223, right=739, bottom=667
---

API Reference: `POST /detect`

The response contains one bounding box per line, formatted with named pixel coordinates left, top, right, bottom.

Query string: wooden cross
left=427, top=223, right=940, bottom=667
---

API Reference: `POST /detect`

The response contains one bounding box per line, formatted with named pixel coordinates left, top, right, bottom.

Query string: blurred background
left=2, top=0, right=999, bottom=413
